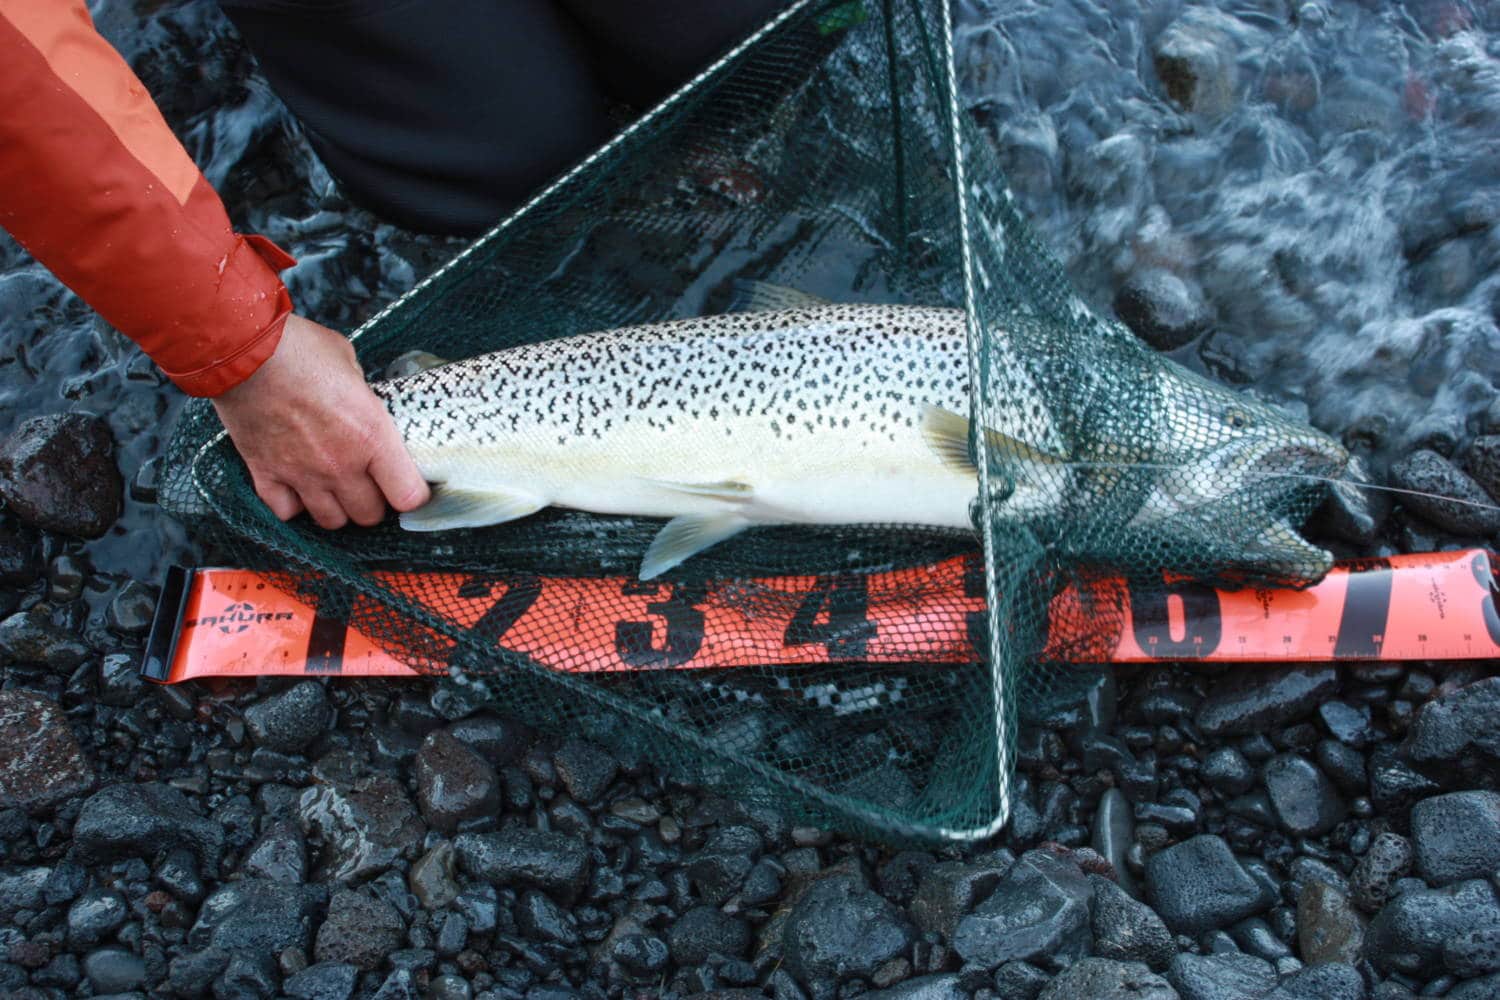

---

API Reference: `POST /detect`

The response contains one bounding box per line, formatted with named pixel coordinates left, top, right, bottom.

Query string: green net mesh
left=162, top=0, right=1341, bottom=842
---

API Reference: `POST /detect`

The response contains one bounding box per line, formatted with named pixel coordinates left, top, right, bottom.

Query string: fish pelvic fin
left=399, top=484, right=546, bottom=532
left=636, top=477, right=754, bottom=501
left=920, top=404, right=1066, bottom=475
left=729, top=280, right=832, bottom=314
left=640, top=514, right=750, bottom=580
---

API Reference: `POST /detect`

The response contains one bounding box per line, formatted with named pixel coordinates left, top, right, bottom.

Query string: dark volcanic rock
left=1038, top=957, right=1178, bottom=1000
left=1467, top=435, right=1500, bottom=499
left=0, top=866, right=49, bottom=919
left=1114, top=268, right=1213, bottom=350
left=105, top=580, right=156, bottom=636
left=518, top=889, right=579, bottom=946
left=187, top=878, right=325, bottom=953
left=1296, top=882, right=1365, bottom=965
left=314, top=890, right=405, bottom=970
left=1369, top=745, right=1441, bottom=817
left=1201, top=748, right=1255, bottom=796
left=1166, top=952, right=1276, bottom=1000
left=1403, top=677, right=1500, bottom=785
left=863, top=974, right=968, bottom=1000
left=0, top=689, right=94, bottom=812
left=911, top=859, right=1010, bottom=941
left=1389, top=449, right=1500, bottom=535
left=783, top=874, right=914, bottom=983
left=1351, top=832, right=1413, bottom=913
left=454, top=828, right=590, bottom=900
left=0, top=413, right=122, bottom=537
left=81, top=947, right=145, bottom=993
left=667, top=905, right=750, bottom=965
left=444, top=713, right=533, bottom=765
left=75, top=782, right=224, bottom=867
left=1411, top=791, right=1500, bottom=885
left=1263, top=754, right=1346, bottom=836
left=993, top=960, right=1051, bottom=999
left=1260, top=963, right=1366, bottom=1000
left=953, top=850, right=1093, bottom=968
left=414, top=730, right=500, bottom=832
left=244, top=682, right=331, bottom=753
left=1195, top=666, right=1337, bottom=736
left=244, top=819, right=308, bottom=883
left=552, top=739, right=618, bottom=804
left=1366, top=878, right=1500, bottom=976
left=1145, top=836, right=1272, bottom=935
left=167, top=947, right=230, bottom=997
left=65, top=888, right=127, bottom=949
left=0, top=609, right=91, bottom=670
left=1443, top=924, right=1500, bottom=978
left=1090, top=874, right=1174, bottom=971
left=298, top=772, right=425, bottom=882
left=409, top=842, right=459, bottom=911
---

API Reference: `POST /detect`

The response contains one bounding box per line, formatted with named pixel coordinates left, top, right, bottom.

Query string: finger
left=368, top=426, right=431, bottom=513
left=300, top=490, right=349, bottom=531
left=256, top=480, right=304, bottom=522
left=336, top=477, right=389, bottom=528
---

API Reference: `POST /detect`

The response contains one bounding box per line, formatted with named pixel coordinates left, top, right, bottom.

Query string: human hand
left=211, top=314, right=430, bottom=529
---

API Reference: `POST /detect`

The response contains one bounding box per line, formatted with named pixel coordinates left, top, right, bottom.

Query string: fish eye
left=1224, top=407, right=1252, bottom=430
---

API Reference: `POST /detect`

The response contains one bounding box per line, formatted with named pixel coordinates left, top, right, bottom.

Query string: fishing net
left=162, top=0, right=1337, bottom=842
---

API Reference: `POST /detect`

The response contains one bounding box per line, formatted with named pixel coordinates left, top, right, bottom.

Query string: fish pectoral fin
left=639, top=514, right=750, bottom=580
left=383, top=350, right=451, bottom=378
left=920, top=405, right=1066, bottom=475
left=399, top=484, right=546, bottom=532
left=637, top=477, right=754, bottom=502
left=728, top=280, right=831, bottom=314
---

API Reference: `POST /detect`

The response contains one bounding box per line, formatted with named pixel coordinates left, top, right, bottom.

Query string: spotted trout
left=374, top=285, right=1350, bottom=579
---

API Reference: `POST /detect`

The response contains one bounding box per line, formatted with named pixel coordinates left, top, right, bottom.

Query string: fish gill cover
left=161, top=0, right=1341, bottom=842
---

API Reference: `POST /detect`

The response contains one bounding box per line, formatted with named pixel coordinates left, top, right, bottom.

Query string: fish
left=372, top=283, right=1351, bottom=580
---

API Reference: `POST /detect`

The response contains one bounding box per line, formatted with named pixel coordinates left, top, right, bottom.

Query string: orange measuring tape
left=140, top=549, right=1500, bottom=684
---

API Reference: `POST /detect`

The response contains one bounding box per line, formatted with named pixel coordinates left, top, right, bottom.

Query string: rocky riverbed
left=3, top=1, right=1500, bottom=999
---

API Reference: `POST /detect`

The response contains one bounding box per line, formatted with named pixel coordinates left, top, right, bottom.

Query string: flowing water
left=2, top=0, right=1498, bottom=585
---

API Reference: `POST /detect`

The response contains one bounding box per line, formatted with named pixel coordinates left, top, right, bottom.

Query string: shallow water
left=1, top=0, right=1497, bottom=585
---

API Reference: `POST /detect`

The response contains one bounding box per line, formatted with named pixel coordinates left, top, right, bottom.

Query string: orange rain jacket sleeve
left=0, top=0, right=296, bottom=397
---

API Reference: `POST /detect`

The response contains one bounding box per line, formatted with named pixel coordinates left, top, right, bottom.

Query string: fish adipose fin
left=640, top=514, right=750, bottom=580
left=729, top=280, right=831, bottom=314
left=920, top=405, right=1066, bottom=474
left=637, top=477, right=754, bottom=501
left=400, top=484, right=546, bottom=532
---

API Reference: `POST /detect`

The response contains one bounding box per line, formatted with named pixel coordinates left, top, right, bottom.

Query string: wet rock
left=1166, top=952, right=1276, bottom=1000
left=1318, top=701, right=1375, bottom=748
left=314, top=889, right=405, bottom=970
left=1411, top=791, right=1500, bottom=885
left=668, top=905, right=751, bottom=965
left=1145, top=836, right=1273, bottom=935
left=0, top=866, right=49, bottom=919
left=75, top=782, right=224, bottom=867
left=0, top=414, right=122, bottom=537
left=453, top=828, right=590, bottom=901
left=1201, top=748, right=1255, bottom=796
left=783, top=874, right=914, bottom=983
left=953, top=850, right=1092, bottom=968
left=1466, top=435, right=1500, bottom=500
left=414, top=730, right=500, bottom=832
left=0, top=689, right=94, bottom=812
left=1366, top=878, right=1500, bottom=976
left=1351, top=832, right=1412, bottom=913
left=98, top=651, right=146, bottom=706
left=1091, top=875, right=1174, bottom=971
left=1446, top=974, right=1500, bottom=1000
left=282, top=961, right=358, bottom=1000
left=244, top=682, right=331, bottom=753
left=1444, top=925, right=1500, bottom=978
left=1115, top=269, right=1213, bottom=351
left=518, top=889, right=578, bottom=946
left=188, top=878, right=325, bottom=953
left=0, top=609, right=91, bottom=670
left=1390, top=450, right=1500, bottom=535
left=1402, top=677, right=1500, bottom=786
left=993, top=960, right=1050, bottom=1000
left=218, top=949, right=278, bottom=998
left=1368, top=746, right=1440, bottom=817
left=368, top=967, right=419, bottom=1000
left=1260, top=962, right=1365, bottom=1000
left=409, top=842, right=459, bottom=910
left=445, top=713, right=532, bottom=764
left=82, top=947, right=145, bottom=993
left=863, top=974, right=968, bottom=1000
left=105, top=581, right=157, bottom=636
left=910, top=859, right=1009, bottom=940
left=0, top=525, right=37, bottom=586
left=552, top=740, right=618, bottom=804
left=167, top=947, right=229, bottom=997
left=155, top=847, right=206, bottom=903
left=66, top=888, right=127, bottom=949
left=1195, top=666, right=1337, bottom=737
left=298, top=772, right=425, bottom=883
left=1037, top=958, right=1177, bottom=1000
left=1314, top=740, right=1367, bottom=796
left=244, top=820, right=308, bottom=883
left=1263, top=754, right=1345, bottom=836
left=1296, top=882, right=1365, bottom=965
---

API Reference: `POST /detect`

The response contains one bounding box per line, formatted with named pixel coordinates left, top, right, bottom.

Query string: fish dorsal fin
left=920, top=404, right=1067, bottom=474
left=637, top=477, right=754, bottom=501
left=729, top=280, right=832, bottom=314
left=640, top=514, right=750, bottom=580
left=400, top=484, right=546, bottom=532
